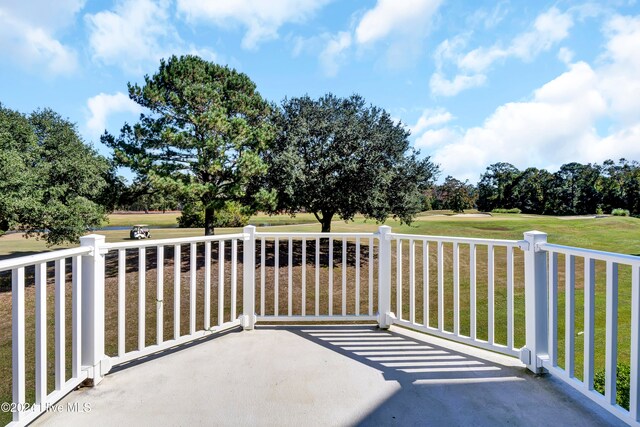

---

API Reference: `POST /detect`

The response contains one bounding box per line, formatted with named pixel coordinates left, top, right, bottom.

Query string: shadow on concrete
left=260, top=324, right=625, bottom=427
left=108, top=326, right=243, bottom=374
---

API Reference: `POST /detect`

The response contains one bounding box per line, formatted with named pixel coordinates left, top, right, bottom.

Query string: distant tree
left=266, top=94, right=439, bottom=232
left=511, top=167, right=553, bottom=214
left=476, top=163, right=520, bottom=212
left=474, top=159, right=640, bottom=217
left=103, top=55, right=276, bottom=235
left=600, top=159, right=640, bottom=216
left=98, top=172, right=129, bottom=211
left=435, top=176, right=476, bottom=213
left=120, top=178, right=179, bottom=213
left=546, top=162, right=601, bottom=215
left=421, top=187, right=436, bottom=211
left=0, top=105, right=111, bottom=244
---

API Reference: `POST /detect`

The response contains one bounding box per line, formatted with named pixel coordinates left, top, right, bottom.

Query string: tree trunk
left=320, top=212, right=334, bottom=232
left=204, top=206, right=215, bottom=236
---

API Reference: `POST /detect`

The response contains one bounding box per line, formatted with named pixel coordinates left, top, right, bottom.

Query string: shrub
left=491, top=208, right=521, bottom=214
left=421, top=195, right=432, bottom=212
left=178, top=201, right=251, bottom=228
left=177, top=202, right=205, bottom=228
left=594, top=363, right=630, bottom=410
left=213, top=201, right=251, bottom=228
left=612, top=208, right=630, bottom=216
left=596, top=206, right=604, bottom=215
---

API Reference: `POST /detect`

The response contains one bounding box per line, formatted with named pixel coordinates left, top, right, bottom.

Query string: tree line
left=1, top=55, right=437, bottom=243
left=1, top=55, right=638, bottom=245
left=425, top=160, right=640, bottom=216
left=103, top=56, right=438, bottom=236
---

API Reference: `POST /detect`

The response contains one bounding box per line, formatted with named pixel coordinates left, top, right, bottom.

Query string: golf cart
left=130, top=225, right=151, bottom=240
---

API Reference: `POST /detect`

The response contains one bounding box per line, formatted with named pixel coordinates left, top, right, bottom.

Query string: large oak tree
left=266, top=94, right=439, bottom=232
left=103, top=55, right=276, bottom=235
left=0, top=105, right=111, bottom=245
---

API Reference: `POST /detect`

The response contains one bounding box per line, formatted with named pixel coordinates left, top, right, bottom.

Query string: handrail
left=0, top=246, right=92, bottom=272
left=539, top=242, right=640, bottom=265
left=254, top=231, right=377, bottom=239
left=390, top=232, right=522, bottom=247
left=103, top=233, right=246, bottom=250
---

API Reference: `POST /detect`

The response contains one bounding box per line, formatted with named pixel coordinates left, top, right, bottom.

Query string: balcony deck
left=33, top=325, right=622, bottom=427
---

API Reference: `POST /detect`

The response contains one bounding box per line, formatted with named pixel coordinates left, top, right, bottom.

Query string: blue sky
left=1, top=0, right=639, bottom=182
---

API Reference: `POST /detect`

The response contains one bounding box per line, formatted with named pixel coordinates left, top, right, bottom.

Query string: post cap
left=80, top=234, right=106, bottom=245
left=523, top=230, right=546, bottom=236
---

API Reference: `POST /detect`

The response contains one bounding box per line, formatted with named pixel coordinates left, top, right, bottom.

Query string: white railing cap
left=538, top=242, right=640, bottom=265
left=104, top=233, right=246, bottom=250
left=389, top=233, right=521, bottom=247
left=0, top=246, right=92, bottom=272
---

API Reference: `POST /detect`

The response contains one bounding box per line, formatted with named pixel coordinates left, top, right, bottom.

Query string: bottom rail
left=393, top=318, right=521, bottom=358
left=109, top=320, right=242, bottom=367
left=8, top=374, right=88, bottom=427
left=257, top=315, right=378, bottom=323
left=542, top=363, right=635, bottom=426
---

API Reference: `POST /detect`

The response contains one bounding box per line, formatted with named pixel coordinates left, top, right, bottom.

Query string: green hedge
left=491, top=208, right=521, bottom=214
left=177, top=201, right=251, bottom=228
left=594, top=363, right=630, bottom=410
left=611, top=208, right=630, bottom=216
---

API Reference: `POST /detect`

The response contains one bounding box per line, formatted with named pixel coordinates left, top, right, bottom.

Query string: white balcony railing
left=1, top=226, right=639, bottom=426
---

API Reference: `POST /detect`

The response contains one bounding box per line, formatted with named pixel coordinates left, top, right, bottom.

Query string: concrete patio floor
left=33, top=325, right=623, bottom=427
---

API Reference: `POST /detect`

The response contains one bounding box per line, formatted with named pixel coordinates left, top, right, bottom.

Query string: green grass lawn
left=1, top=212, right=639, bottom=425
left=5, top=210, right=637, bottom=257
left=104, top=211, right=319, bottom=228
left=105, top=211, right=182, bottom=227
left=0, top=212, right=323, bottom=258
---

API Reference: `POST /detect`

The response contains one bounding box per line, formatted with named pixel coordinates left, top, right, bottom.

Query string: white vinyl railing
left=2, top=226, right=639, bottom=426
left=254, top=232, right=378, bottom=322
left=0, top=246, right=91, bottom=426
left=533, top=240, right=640, bottom=425
left=102, top=233, right=246, bottom=366
left=388, top=231, right=525, bottom=357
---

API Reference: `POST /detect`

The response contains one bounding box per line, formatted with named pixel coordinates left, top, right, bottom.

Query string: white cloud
left=415, top=127, right=461, bottom=150
left=557, top=47, right=574, bottom=64
left=483, top=2, right=509, bottom=29
left=355, top=0, right=442, bottom=45
left=1, top=0, right=84, bottom=30
left=410, top=108, right=454, bottom=135
left=0, top=0, right=82, bottom=75
left=507, top=7, right=573, bottom=61
left=415, top=14, right=640, bottom=181
left=86, top=92, right=143, bottom=139
left=356, top=0, right=443, bottom=68
left=429, top=62, right=607, bottom=181
left=176, top=0, right=332, bottom=50
left=431, top=7, right=574, bottom=96
left=303, top=0, right=443, bottom=76
left=319, top=32, right=352, bottom=77
left=430, top=72, right=486, bottom=97
left=467, top=2, right=509, bottom=30
left=414, top=12, right=640, bottom=182
left=598, top=14, right=640, bottom=124
left=85, top=0, right=180, bottom=74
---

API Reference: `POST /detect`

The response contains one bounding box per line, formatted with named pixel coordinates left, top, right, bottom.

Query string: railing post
left=80, top=234, right=110, bottom=385
left=242, top=225, right=256, bottom=330
left=522, top=230, right=549, bottom=373
left=377, top=225, right=395, bottom=329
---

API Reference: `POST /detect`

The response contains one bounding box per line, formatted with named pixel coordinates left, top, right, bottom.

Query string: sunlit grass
left=1, top=212, right=639, bottom=425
